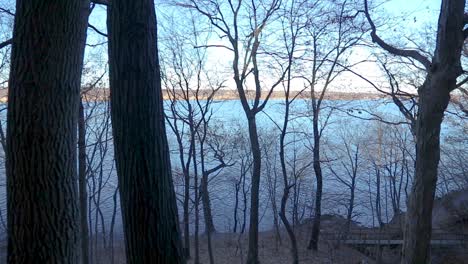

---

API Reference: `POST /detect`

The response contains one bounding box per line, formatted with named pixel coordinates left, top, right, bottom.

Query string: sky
left=0, top=0, right=445, bottom=92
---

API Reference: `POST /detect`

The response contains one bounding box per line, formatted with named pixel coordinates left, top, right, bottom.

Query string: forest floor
left=0, top=218, right=375, bottom=263
left=182, top=228, right=374, bottom=264
left=2, top=188, right=468, bottom=263
left=94, top=216, right=376, bottom=264
left=1, top=215, right=467, bottom=263
left=96, top=229, right=374, bottom=264
left=93, top=212, right=468, bottom=264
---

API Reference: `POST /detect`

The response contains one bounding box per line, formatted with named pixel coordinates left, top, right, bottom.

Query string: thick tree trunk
left=402, top=84, right=448, bottom=263
left=402, top=72, right=460, bottom=263
left=246, top=114, right=261, bottom=264
left=6, top=0, right=89, bottom=262
left=401, top=1, right=465, bottom=263
left=107, top=0, right=185, bottom=263
left=78, top=100, right=89, bottom=264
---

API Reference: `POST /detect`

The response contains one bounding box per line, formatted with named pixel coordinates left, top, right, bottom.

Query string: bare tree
left=363, top=0, right=467, bottom=262
left=161, top=13, right=228, bottom=261
left=327, top=130, right=362, bottom=235
left=165, top=83, right=195, bottom=258
left=270, top=1, right=310, bottom=260
left=261, top=131, right=282, bottom=250
left=181, top=1, right=287, bottom=262
left=230, top=124, right=253, bottom=235
left=300, top=0, right=365, bottom=250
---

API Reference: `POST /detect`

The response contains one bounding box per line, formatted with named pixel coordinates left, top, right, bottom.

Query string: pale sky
left=1, top=0, right=445, bottom=93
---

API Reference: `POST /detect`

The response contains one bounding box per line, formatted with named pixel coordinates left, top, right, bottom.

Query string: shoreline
left=0, top=88, right=408, bottom=103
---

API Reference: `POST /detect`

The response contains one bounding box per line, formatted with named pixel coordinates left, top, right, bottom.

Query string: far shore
left=0, top=88, right=410, bottom=103
left=0, top=87, right=464, bottom=104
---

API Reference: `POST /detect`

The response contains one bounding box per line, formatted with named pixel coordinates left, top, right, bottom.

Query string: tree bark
left=401, top=0, right=465, bottom=263
left=78, top=100, right=89, bottom=264
left=6, top=0, right=89, bottom=262
left=107, top=0, right=185, bottom=263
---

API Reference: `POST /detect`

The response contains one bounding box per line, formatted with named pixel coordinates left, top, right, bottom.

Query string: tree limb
left=88, top=24, right=108, bottom=37
left=0, top=7, right=14, bottom=16
left=194, top=44, right=233, bottom=51
left=363, top=0, right=431, bottom=70
left=0, top=39, right=12, bottom=50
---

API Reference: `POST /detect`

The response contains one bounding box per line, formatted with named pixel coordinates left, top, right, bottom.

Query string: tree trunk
left=279, top=191, right=298, bottom=264
left=242, top=164, right=248, bottom=234
left=190, top=122, right=200, bottom=264
left=401, top=0, right=465, bottom=263
left=346, top=179, right=356, bottom=234
left=78, top=99, right=89, bottom=264
left=6, top=0, right=89, bottom=262
left=246, top=113, right=261, bottom=264
left=183, top=167, right=190, bottom=258
left=376, top=168, right=384, bottom=228
left=201, top=173, right=216, bottom=234
left=279, top=97, right=298, bottom=263
left=233, top=180, right=240, bottom=233
left=308, top=116, right=322, bottom=250
left=171, top=116, right=191, bottom=258
left=107, top=0, right=185, bottom=263
left=199, top=148, right=215, bottom=264
left=402, top=60, right=455, bottom=264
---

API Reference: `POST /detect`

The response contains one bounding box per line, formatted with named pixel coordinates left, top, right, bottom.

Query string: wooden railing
left=321, top=228, right=468, bottom=246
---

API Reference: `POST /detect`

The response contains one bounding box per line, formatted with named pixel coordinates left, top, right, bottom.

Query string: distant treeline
left=0, top=88, right=403, bottom=102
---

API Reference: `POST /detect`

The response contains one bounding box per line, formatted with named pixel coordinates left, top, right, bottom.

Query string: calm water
left=0, top=98, right=465, bottom=240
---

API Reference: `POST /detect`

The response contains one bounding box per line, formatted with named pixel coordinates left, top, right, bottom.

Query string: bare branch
left=0, top=39, right=12, bottom=50
left=0, top=7, right=14, bottom=16
left=194, top=44, right=233, bottom=51
left=338, top=107, right=412, bottom=127
left=456, top=73, right=468, bottom=87
left=88, top=24, right=108, bottom=37
left=86, top=41, right=107, bottom=48
left=363, top=0, right=431, bottom=70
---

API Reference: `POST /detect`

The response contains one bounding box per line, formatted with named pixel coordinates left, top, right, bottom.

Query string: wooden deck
left=322, top=229, right=468, bottom=246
